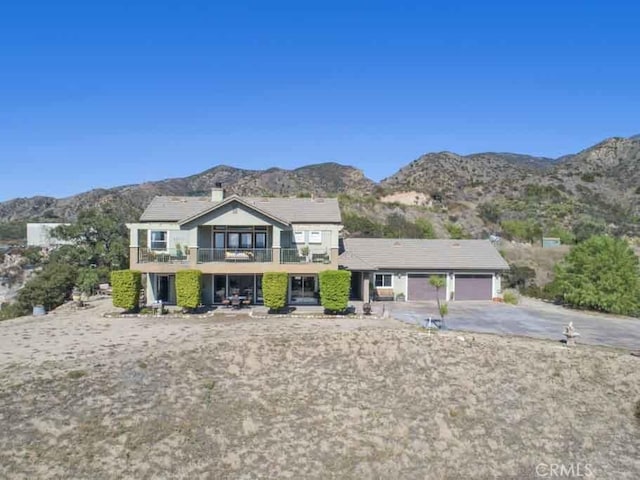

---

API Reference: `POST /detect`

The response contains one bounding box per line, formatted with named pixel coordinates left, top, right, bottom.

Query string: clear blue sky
left=1, top=0, right=639, bottom=201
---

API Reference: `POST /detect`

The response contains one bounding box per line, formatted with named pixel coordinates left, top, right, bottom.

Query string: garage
left=454, top=274, right=493, bottom=300
left=407, top=274, right=443, bottom=301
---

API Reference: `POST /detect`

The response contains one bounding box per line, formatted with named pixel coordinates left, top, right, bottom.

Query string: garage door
left=455, top=275, right=493, bottom=300
left=407, top=274, right=443, bottom=301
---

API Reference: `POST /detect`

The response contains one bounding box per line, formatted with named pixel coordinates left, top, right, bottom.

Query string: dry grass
left=0, top=314, right=639, bottom=479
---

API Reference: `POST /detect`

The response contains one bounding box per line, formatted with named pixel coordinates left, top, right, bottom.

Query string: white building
left=26, top=223, right=71, bottom=248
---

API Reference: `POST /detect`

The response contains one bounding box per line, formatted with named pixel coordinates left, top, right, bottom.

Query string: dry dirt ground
left=1, top=298, right=639, bottom=479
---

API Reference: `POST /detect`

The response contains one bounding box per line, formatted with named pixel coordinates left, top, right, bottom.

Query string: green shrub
left=580, top=172, right=595, bottom=182
left=551, top=236, right=640, bottom=316
left=500, top=219, right=542, bottom=243
left=111, top=270, right=142, bottom=311
left=446, top=223, right=469, bottom=239
left=502, top=290, right=519, bottom=305
left=176, top=270, right=202, bottom=310
left=319, top=270, right=352, bottom=313
left=263, top=272, right=289, bottom=311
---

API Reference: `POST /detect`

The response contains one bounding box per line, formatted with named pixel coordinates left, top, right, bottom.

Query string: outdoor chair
left=231, top=296, right=241, bottom=309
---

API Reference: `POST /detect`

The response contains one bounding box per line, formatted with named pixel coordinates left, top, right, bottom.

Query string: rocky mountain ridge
left=1, top=136, right=639, bottom=239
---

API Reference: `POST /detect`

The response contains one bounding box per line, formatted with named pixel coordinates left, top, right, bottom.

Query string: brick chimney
left=211, top=183, right=224, bottom=202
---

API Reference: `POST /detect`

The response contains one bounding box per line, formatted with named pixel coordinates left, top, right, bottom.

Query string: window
left=240, top=232, right=252, bottom=248
left=293, top=231, right=305, bottom=243
left=150, top=231, right=167, bottom=251
left=374, top=273, right=393, bottom=287
left=227, top=233, right=240, bottom=249
left=308, top=231, right=322, bottom=244
left=255, top=232, right=267, bottom=249
left=214, top=232, right=225, bottom=249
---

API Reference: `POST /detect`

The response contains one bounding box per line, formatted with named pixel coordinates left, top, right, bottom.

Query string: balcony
left=137, top=247, right=190, bottom=264
left=280, top=248, right=331, bottom=264
left=197, top=248, right=273, bottom=263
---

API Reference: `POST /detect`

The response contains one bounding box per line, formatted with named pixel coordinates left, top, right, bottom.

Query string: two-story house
left=127, top=185, right=342, bottom=306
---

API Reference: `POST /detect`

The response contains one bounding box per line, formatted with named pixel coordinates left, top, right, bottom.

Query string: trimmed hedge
left=263, top=272, right=288, bottom=311
left=111, top=270, right=141, bottom=311
left=319, top=270, right=351, bottom=313
left=176, top=270, right=202, bottom=310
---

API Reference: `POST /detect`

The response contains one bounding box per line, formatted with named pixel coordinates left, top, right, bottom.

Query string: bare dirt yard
left=1, top=298, right=639, bottom=479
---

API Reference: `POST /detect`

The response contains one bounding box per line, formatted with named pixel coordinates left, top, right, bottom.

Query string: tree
left=429, top=275, right=448, bottom=328
left=51, top=208, right=129, bottom=271
left=14, top=263, right=78, bottom=313
left=572, top=219, right=606, bottom=243
left=551, top=236, right=640, bottom=316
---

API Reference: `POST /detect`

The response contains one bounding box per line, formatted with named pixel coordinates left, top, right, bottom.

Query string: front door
left=157, top=275, right=170, bottom=302
left=290, top=276, right=317, bottom=304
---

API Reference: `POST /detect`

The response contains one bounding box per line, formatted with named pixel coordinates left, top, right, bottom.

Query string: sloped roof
left=140, top=196, right=342, bottom=223
left=178, top=195, right=290, bottom=226
left=339, top=238, right=509, bottom=271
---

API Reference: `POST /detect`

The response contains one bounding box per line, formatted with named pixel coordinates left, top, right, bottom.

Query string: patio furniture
left=374, top=288, right=394, bottom=301
left=98, top=283, right=112, bottom=296
left=231, top=295, right=241, bottom=309
left=242, top=296, right=252, bottom=307
left=225, top=251, right=254, bottom=261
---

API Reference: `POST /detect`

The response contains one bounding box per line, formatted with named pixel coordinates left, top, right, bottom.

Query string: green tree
left=51, top=208, right=129, bottom=270
left=429, top=275, right=448, bottom=327
left=552, top=236, right=640, bottom=316
left=572, top=219, right=606, bottom=243
left=14, top=263, right=78, bottom=313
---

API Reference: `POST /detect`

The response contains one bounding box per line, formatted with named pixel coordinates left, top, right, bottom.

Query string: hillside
left=0, top=163, right=376, bottom=224
left=1, top=136, right=639, bottom=241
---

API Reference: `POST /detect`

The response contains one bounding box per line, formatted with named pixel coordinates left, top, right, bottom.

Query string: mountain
left=379, top=136, right=640, bottom=236
left=1, top=136, right=639, bottom=240
left=0, top=163, right=376, bottom=223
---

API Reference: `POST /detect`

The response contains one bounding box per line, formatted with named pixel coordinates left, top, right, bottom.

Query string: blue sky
left=1, top=0, right=639, bottom=201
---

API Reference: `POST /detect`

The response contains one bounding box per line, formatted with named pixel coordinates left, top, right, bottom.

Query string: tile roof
left=339, top=238, right=509, bottom=271
left=140, top=196, right=342, bottom=223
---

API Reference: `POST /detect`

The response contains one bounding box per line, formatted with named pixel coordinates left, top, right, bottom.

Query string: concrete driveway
left=385, top=297, right=640, bottom=350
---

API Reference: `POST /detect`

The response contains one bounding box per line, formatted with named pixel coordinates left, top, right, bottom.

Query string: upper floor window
left=150, top=231, right=168, bottom=251
left=308, top=231, right=322, bottom=244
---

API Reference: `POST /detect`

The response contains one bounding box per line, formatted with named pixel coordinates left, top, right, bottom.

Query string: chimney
left=211, top=183, right=224, bottom=202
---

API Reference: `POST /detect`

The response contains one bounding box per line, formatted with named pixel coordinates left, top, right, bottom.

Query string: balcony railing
left=137, top=247, right=190, bottom=264
left=280, top=248, right=331, bottom=264
left=197, top=248, right=273, bottom=263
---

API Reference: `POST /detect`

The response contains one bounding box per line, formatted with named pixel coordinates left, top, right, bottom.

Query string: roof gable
left=178, top=195, right=290, bottom=227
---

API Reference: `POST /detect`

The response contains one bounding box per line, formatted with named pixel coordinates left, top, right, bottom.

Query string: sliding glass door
left=290, top=276, right=317, bottom=304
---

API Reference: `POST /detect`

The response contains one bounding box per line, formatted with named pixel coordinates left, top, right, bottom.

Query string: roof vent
left=451, top=243, right=461, bottom=248
left=393, top=241, right=402, bottom=246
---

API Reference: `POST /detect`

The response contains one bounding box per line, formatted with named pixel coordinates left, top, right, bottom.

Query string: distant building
left=542, top=237, right=562, bottom=248
left=26, top=223, right=71, bottom=248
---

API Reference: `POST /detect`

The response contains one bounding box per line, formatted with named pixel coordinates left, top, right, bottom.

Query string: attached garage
left=407, top=274, right=443, bottom=301
left=454, top=274, right=493, bottom=300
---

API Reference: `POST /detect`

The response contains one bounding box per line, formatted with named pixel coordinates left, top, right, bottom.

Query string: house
left=26, top=223, right=71, bottom=248
left=339, top=238, right=509, bottom=302
left=127, top=186, right=342, bottom=305
left=128, top=186, right=509, bottom=306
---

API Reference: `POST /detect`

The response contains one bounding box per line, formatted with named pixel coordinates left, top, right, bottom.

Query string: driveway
left=385, top=297, right=640, bottom=350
